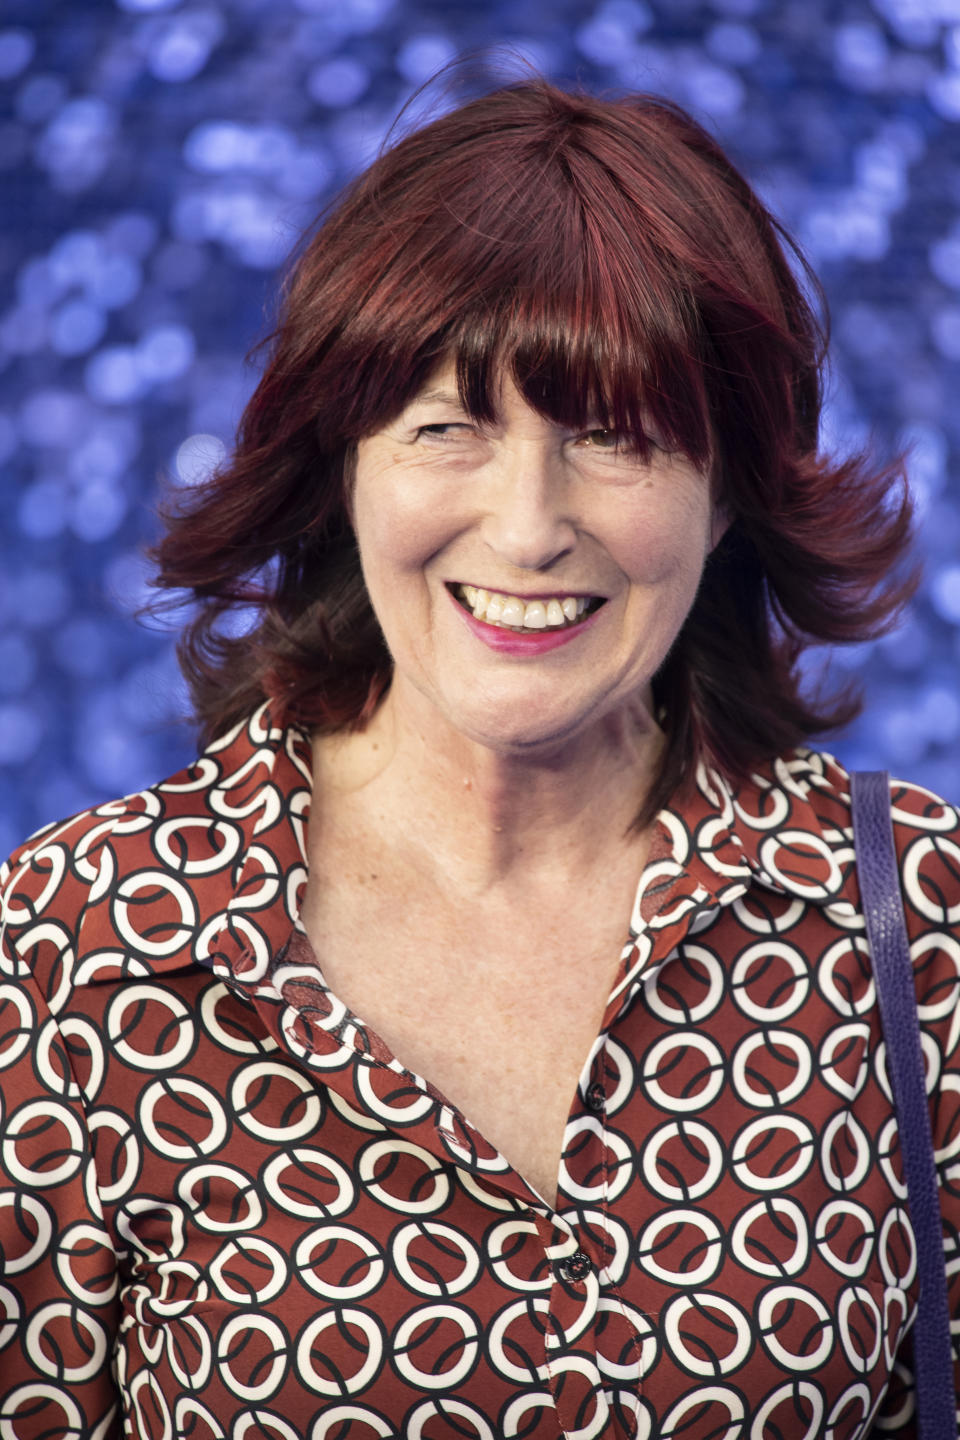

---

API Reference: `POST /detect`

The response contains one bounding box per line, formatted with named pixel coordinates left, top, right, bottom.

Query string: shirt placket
left=528, top=855, right=755, bottom=1439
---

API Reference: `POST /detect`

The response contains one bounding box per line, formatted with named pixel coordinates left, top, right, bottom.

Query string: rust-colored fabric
left=1, top=704, right=958, bottom=1438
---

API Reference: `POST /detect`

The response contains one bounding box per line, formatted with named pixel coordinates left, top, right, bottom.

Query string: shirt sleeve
left=0, top=928, right=121, bottom=1438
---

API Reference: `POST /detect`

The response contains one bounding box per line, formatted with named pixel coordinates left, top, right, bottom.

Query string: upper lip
left=449, top=582, right=604, bottom=600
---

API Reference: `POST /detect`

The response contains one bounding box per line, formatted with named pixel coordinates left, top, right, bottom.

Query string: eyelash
left=416, top=424, right=472, bottom=440
left=581, top=429, right=645, bottom=453
left=414, top=424, right=655, bottom=452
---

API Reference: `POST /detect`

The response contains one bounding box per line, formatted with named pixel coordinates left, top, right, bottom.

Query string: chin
left=444, top=701, right=599, bottom=756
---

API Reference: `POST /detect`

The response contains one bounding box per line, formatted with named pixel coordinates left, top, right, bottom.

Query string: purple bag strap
left=850, top=770, right=955, bottom=1438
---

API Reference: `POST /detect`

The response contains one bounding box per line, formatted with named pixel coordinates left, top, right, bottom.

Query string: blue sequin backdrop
left=2, top=0, right=960, bottom=853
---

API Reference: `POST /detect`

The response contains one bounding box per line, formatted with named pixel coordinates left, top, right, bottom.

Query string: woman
left=1, top=76, right=957, bottom=1439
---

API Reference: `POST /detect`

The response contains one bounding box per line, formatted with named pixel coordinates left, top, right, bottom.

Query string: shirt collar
left=636, top=749, right=855, bottom=922
left=591, top=748, right=857, bottom=1031
left=618, top=745, right=855, bottom=992
left=187, top=704, right=313, bottom=986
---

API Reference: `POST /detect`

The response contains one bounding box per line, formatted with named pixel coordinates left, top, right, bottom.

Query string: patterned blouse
left=1, top=704, right=959, bottom=1440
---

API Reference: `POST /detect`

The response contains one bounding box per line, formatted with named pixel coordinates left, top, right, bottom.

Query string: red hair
left=150, top=78, right=915, bottom=825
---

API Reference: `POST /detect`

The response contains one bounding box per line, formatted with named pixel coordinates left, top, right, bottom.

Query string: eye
left=415, top=422, right=475, bottom=441
left=582, top=428, right=622, bottom=449
left=579, top=428, right=646, bottom=453
left=579, top=426, right=667, bottom=456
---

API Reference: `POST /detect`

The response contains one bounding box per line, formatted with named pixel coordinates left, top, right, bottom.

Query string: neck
left=311, top=678, right=665, bottom=898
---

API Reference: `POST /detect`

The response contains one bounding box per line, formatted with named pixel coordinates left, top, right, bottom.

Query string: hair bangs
left=397, top=175, right=716, bottom=470
left=445, top=293, right=713, bottom=469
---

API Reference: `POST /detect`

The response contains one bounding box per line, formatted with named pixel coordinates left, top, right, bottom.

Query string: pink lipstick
left=449, top=586, right=603, bottom=656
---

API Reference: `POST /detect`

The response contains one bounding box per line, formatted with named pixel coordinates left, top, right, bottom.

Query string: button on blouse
left=557, top=1249, right=594, bottom=1283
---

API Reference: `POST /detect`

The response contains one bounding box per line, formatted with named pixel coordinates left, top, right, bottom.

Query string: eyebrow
left=409, top=388, right=464, bottom=408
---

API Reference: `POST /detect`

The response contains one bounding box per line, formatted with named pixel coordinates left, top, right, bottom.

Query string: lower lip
left=450, top=590, right=603, bottom=655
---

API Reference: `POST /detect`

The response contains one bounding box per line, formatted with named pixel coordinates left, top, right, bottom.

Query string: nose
left=480, top=441, right=578, bottom=572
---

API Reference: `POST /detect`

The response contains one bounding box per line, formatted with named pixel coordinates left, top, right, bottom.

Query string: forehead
left=400, top=350, right=631, bottom=420
left=405, top=360, right=524, bottom=415
left=404, top=359, right=463, bottom=407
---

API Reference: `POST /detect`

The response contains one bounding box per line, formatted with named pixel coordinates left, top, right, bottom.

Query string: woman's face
left=350, top=360, right=725, bottom=756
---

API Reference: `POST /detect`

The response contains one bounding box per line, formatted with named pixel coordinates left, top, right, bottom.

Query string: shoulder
left=882, top=771, right=960, bottom=936
left=734, top=752, right=960, bottom=1068
left=797, top=749, right=960, bottom=910
left=749, top=747, right=957, bottom=827
left=719, top=747, right=960, bottom=917
left=0, top=707, right=313, bottom=1008
left=793, top=750, right=960, bottom=945
left=742, top=746, right=959, bottom=844
left=0, top=758, right=217, bottom=1007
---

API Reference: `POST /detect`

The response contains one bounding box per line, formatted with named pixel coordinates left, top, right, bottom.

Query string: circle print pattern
left=0, top=709, right=958, bottom=1433
left=294, top=1227, right=385, bottom=1301
left=642, top=1120, right=724, bottom=1203
left=107, top=985, right=197, bottom=1071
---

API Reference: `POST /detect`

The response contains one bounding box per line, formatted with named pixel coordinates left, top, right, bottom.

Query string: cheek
left=353, top=475, right=457, bottom=596
left=361, top=512, right=441, bottom=586
left=608, top=496, right=712, bottom=589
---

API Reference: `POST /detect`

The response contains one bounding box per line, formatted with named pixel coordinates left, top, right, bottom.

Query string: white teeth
left=457, top=585, right=598, bottom=631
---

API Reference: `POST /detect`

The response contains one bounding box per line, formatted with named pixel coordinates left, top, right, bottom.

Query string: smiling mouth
left=452, top=583, right=606, bottom=632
